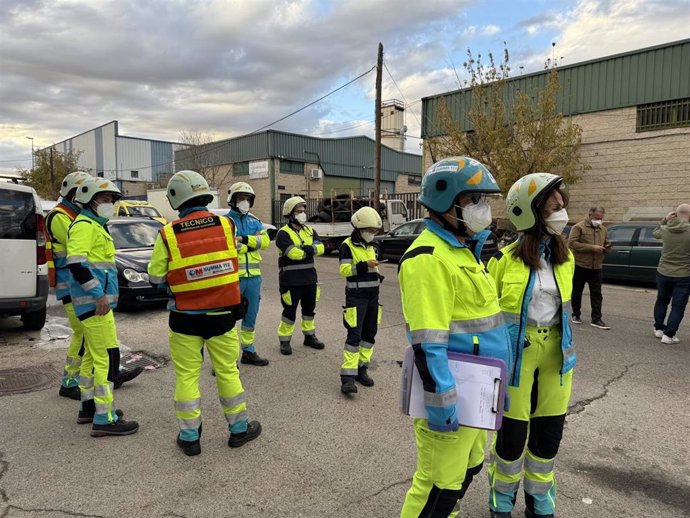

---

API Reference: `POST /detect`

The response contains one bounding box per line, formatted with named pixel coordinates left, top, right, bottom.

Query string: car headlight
left=123, top=268, right=148, bottom=283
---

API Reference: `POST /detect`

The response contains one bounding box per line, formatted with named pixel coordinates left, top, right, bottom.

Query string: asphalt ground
left=0, top=246, right=688, bottom=518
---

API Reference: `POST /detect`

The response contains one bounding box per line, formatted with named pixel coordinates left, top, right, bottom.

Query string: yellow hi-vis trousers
left=488, top=325, right=573, bottom=516
left=61, top=302, right=83, bottom=388
left=169, top=327, right=248, bottom=441
left=401, top=419, right=487, bottom=518
left=78, top=311, right=120, bottom=425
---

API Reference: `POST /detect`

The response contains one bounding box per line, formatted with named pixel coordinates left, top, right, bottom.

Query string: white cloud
left=482, top=24, right=501, bottom=35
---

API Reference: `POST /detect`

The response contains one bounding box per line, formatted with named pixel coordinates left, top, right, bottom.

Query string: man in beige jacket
left=567, top=206, right=611, bottom=329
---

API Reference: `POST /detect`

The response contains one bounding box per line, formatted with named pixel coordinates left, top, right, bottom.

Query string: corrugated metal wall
left=422, top=39, right=690, bottom=137
left=175, top=130, right=423, bottom=181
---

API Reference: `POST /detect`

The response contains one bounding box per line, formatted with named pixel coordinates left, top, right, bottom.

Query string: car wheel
left=373, top=244, right=383, bottom=260
left=21, top=306, right=47, bottom=331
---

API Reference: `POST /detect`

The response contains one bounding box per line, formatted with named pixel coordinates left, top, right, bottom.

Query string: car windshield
left=109, top=221, right=162, bottom=249
left=0, top=188, right=36, bottom=239
left=128, top=206, right=161, bottom=218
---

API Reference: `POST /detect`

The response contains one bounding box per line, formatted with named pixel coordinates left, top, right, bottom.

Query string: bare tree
left=177, top=129, right=232, bottom=190
left=430, top=46, right=588, bottom=192
left=18, top=148, right=83, bottom=199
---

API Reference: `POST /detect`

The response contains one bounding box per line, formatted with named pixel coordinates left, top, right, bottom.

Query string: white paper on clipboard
left=401, top=346, right=505, bottom=431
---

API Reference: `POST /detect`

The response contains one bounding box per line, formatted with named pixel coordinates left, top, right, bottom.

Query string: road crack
left=335, top=477, right=412, bottom=511
left=568, top=363, right=639, bottom=416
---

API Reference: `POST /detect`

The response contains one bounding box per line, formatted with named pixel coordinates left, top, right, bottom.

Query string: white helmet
left=74, top=176, right=122, bottom=206
left=351, top=206, right=382, bottom=229
left=166, top=170, right=213, bottom=210
left=227, top=182, right=255, bottom=206
left=282, top=196, right=306, bottom=217
left=60, top=171, right=92, bottom=199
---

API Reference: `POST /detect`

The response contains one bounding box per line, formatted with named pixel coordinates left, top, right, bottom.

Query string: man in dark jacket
left=567, top=206, right=611, bottom=329
left=653, top=204, right=690, bottom=344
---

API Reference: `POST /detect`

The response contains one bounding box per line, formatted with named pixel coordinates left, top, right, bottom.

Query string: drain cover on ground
left=120, top=351, right=165, bottom=371
left=0, top=367, right=59, bottom=396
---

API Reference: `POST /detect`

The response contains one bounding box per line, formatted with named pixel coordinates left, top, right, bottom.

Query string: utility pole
left=374, top=42, right=383, bottom=208
left=49, top=147, right=55, bottom=198
left=26, top=136, right=34, bottom=171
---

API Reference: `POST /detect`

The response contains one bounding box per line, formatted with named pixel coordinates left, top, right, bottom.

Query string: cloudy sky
left=1, top=0, right=688, bottom=173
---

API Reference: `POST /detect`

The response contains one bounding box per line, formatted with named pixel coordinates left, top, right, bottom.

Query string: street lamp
left=26, top=136, right=34, bottom=171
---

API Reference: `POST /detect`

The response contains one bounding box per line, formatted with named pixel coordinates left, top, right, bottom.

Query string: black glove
left=378, top=273, right=385, bottom=284
left=232, top=296, right=249, bottom=320
left=302, top=245, right=315, bottom=257
left=236, top=235, right=246, bottom=244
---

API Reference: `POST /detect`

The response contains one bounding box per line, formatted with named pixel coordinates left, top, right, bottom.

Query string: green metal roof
left=422, top=39, right=690, bottom=137
left=175, top=130, right=423, bottom=181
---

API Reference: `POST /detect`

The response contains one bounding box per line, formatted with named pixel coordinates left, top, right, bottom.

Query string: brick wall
left=395, top=174, right=422, bottom=194
left=424, top=107, right=690, bottom=223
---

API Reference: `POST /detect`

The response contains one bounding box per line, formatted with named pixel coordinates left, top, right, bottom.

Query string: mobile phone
left=378, top=259, right=389, bottom=263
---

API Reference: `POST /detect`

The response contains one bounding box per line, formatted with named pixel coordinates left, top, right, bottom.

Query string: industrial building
left=174, top=129, right=423, bottom=224
left=421, top=39, right=690, bottom=223
left=44, top=121, right=186, bottom=198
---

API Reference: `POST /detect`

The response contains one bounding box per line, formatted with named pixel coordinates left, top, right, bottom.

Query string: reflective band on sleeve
left=408, top=328, right=450, bottom=344
left=81, top=279, right=100, bottom=291
left=285, top=245, right=295, bottom=254
left=149, top=274, right=166, bottom=284
left=66, top=255, right=88, bottom=264
left=346, top=280, right=380, bottom=289
left=523, top=478, right=553, bottom=495
left=53, top=251, right=67, bottom=258
left=424, top=387, right=457, bottom=407
left=239, top=263, right=261, bottom=270
left=524, top=454, right=555, bottom=475
left=502, top=312, right=521, bottom=325
left=339, top=259, right=352, bottom=265
left=450, top=313, right=505, bottom=333
left=219, top=393, right=246, bottom=409
left=88, top=261, right=116, bottom=269
left=175, top=399, right=201, bottom=412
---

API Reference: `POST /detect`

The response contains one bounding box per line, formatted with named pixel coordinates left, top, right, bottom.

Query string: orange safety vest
left=46, top=203, right=79, bottom=288
left=161, top=211, right=241, bottom=311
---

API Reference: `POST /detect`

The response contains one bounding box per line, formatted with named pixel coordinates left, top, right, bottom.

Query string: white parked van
left=0, top=182, right=49, bottom=329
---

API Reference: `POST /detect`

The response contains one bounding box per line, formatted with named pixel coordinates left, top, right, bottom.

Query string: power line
left=383, top=61, right=422, bottom=129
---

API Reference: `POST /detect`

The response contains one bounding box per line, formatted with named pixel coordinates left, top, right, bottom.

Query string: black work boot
left=177, top=436, right=201, bottom=456
left=77, top=407, right=123, bottom=424
left=490, top=511, right=513, bottom=518
left=525, top=508, right=553, bottom=518
left=341, top=376, right=358, bottom=394
left=114, top=366, right=144, bottom=389
left=279, top=340, right=292, bottom=355
left=356, top=365, right=375, bottom=387
left=241, top=350, right=269, bottom=366
left=59, top=385, right=81, bottom=400
left=228, top=420, right=262, bottom=448
left=91, top=418, right=139, bottom=437
left=303, top=334, right=325, bottom=350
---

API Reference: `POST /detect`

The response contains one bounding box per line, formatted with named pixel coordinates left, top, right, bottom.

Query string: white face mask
left=294, top=212, right=307, bottom=225
left=455, top=200, right=492, bottom=233
left=360, top=231, right=376, bottom=243
left=545, top=208, right=569, bottom=235
left=591, top=219, right=602, bottom=227
left=95, top=202, right=114, bottom=219
left=237, top=200, right=250, bottom=214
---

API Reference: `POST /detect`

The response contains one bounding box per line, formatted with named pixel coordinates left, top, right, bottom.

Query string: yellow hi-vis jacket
left=486, top=238, right=576, bottom=387
left=339, top=236, right=381, bottom=290
left=46, top=200, right=79, bottom=300
left=275, top=223, right=325, bottom=287
left=227, top=209, right=269, bottom=278
left=398, top=219, right=513, bottom=432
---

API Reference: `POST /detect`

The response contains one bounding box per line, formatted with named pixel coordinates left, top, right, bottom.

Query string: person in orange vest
left=148, top=170, right=262, bottom=456
left=47, top=171, right=142, bottom=401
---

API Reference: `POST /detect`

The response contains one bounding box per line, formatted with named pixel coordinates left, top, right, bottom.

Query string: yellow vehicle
left=114, top=200, right=167, bottom=224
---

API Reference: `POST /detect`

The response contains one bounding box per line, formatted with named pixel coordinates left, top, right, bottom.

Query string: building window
left=637, top=98, right=690, bottom=132
left=97, top=171, right=104, bottom=177
left=280, top=160, right=304, bottom=175
left=131, top=170, right=139, bottom=179
left=234, top=161, right=249, bottom=176
left=408, top=175, right=422, bottom=186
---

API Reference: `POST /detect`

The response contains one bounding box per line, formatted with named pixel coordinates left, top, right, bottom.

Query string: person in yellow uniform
left=67, top=176, right=138, bottom=436
left=47, top=171, right=92, bottom=400
left=486, top=173, right=575, bottom=518
left=338, top=206, right=383, bottom=395
left=398, top=157, right=513, bottom=517
left=225, top=182, right=270, bottom=366
left=275, top=196, right=326, bottom=355
left=148, top=170, right=261, bottom=456
left=49, top=172, right=143, bottom=401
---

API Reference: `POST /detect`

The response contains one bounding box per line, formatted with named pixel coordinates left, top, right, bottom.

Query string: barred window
left=234, top=161, right=249, bottom=176
left=636, top=98, right=690, bottom=132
